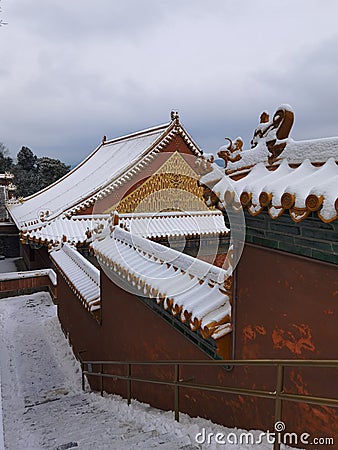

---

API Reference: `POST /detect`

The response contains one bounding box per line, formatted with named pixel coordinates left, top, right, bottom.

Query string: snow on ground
left=0, top=292, right=299, bottom=450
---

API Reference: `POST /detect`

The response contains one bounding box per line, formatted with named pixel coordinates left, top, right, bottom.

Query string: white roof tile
left=91, top=226, right=232, bottom=339
left=120, top=210, right=229, bottom=239
left=8, top=124, right=170, bottom=228
left=21, top=210, right=228, bottom=246
left=200, top=158, right=338, bottom=222
left=226, top=135, right=338, bottom=173
left=50, top=243, right=100, bottom=312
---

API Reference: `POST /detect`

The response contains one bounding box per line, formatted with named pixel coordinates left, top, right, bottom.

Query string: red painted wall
left=234, top=243, right=337, bottom=443
left=56, top=243, right=337, bottom=449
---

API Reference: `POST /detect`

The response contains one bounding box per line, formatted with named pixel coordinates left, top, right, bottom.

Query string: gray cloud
left=1, top=0, right=338, bottom=165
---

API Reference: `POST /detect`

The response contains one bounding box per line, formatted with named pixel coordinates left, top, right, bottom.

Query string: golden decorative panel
left=105, top=151, right=207, bottom=214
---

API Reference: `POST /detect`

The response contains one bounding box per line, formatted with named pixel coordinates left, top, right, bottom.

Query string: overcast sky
left=1, top=0, right=338, bottom=166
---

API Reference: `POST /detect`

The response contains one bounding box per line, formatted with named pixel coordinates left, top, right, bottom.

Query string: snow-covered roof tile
left=21, top=210, right=228, bottom=247
left=8, top=119, right=203, bottom=231
left=50, top=244, right=100, bottom=313
left=216, top=105, right=337, bottom=177
left=21, top=214, right=109, bottom=245
left=90, top=226, right=232, bottom=340
left=199, top=158, right=338, bottom=223
left=7, top=123, right=170, bottom=228
left=120, top=210, right=229, bottom=239
left=226, top=136, right=338, bottom=174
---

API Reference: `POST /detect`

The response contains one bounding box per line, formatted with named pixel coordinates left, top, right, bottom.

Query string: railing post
left=81, top=362, right=85, bottom=392
left=127, top=363, right=132, bottom=405
left=274, top=364, right=284, bottom=450
left=174, top=364, right=180, bottom=422
left=100, top=363, right=104, bottom=397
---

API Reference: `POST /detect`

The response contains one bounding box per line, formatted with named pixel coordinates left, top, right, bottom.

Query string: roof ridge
left=103, top=122, right=170, bottom=145
left=111, top=226, right=227, bottom=283
left=10, top=122, right=174, bottom=212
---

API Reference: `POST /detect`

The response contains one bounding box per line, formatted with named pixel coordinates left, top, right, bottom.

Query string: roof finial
left=102, top=135, right=107, bottom=144
left=170, top=110, right=179, bottom=123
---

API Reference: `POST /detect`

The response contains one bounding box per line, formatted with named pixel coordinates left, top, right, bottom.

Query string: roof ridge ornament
left=170, top=110, right=179, bottom=124
left=217, top=137, right=243, bottom=168
left=251, top=104, right=294, bottom=165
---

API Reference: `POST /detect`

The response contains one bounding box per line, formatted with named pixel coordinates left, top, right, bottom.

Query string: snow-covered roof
left=20, top=210, right=228, bottom=246
left=7, top=117, right=202, bottom=230
left=199, top=105, right=338, bottom=223
left=200, top=158, right=338, bottom=223
left=50, top=244, right=100, bottom=313
left=91, top=226, right=232, bottom=340
left=21, top=215, right=109, bottom=246
left=226, top=136, right=338, bottom=175
left=120, top=210, right=229, bottom=239
left=219, top=105, right=338, bottom=175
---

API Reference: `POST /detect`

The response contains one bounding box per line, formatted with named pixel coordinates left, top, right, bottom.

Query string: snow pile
left=0, top=292, right=299, bottom=449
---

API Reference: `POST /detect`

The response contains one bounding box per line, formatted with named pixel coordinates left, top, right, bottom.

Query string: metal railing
left=80, top=359, right=338, bottom=450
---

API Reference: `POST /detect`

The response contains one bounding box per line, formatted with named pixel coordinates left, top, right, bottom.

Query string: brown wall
left=234, top=243, right=337, bottom=443
left=56, top=243, right=337, bottom=448
left=0, top=274, right=55, bottom=299
left=21, top=244, right=52, bottom=271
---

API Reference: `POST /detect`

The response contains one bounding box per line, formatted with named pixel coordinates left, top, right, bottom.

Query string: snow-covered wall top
left=21, top=210, right=228, bottom=247
left=91, top=226, right=232, bottom=340
left=200, top=158, right=338, bottom=223
left=198, top=105, right=338, bottom=223
left=22, top=214, right=110, bottom=245
left=0, top=269, right=57, bottom=286
left=216, top=105, right=338, bottom=174
left=50, top=244, right=100, bottom=312
left=226, top=136, right=338, bottom=173
left=120, top=210, right=229, bottom=239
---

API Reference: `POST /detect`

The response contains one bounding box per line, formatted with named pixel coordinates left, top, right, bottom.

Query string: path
left=0, top=292, right=294, bottom=449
